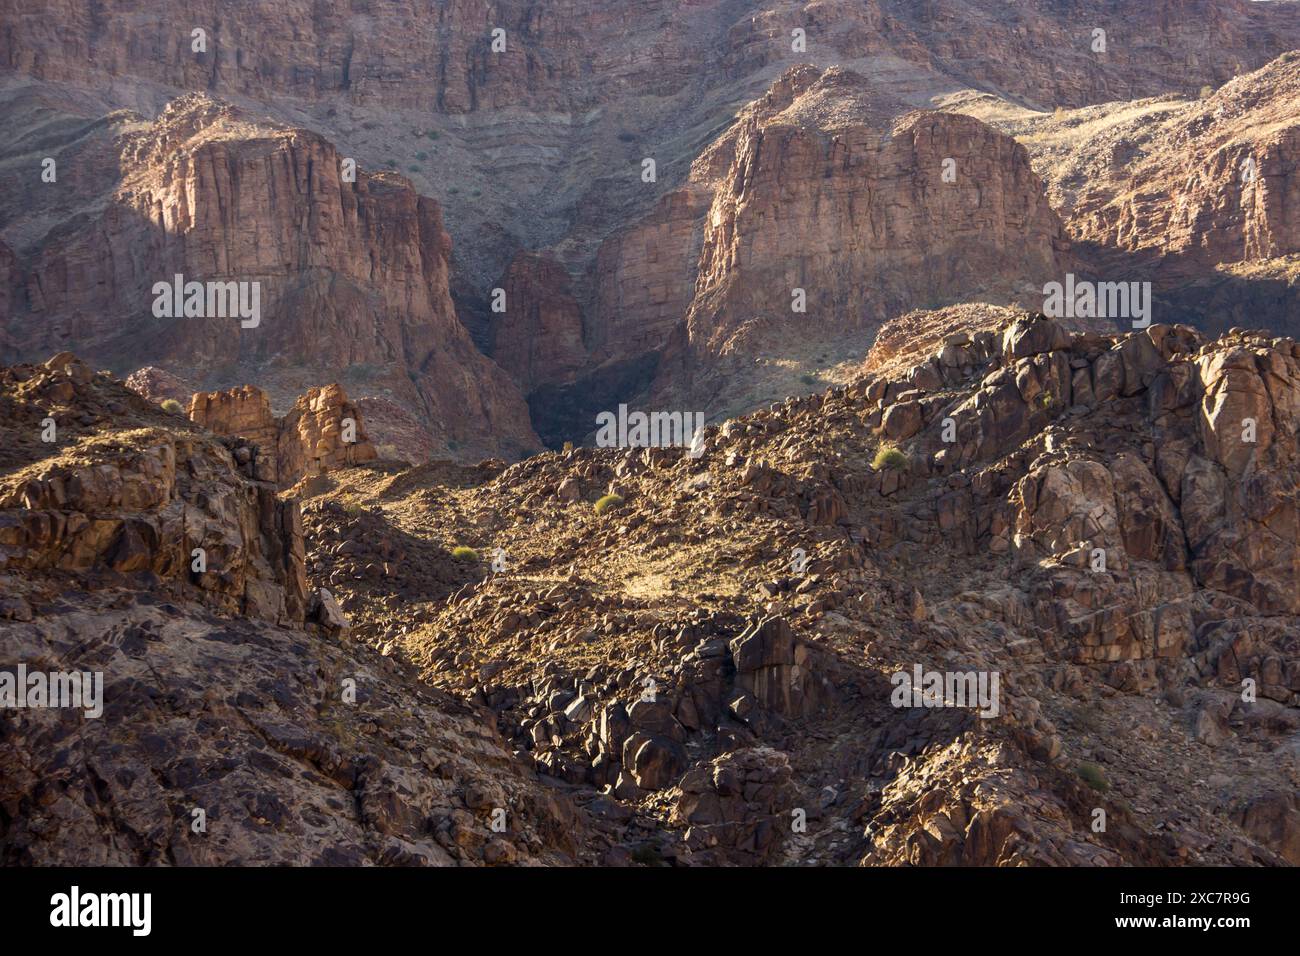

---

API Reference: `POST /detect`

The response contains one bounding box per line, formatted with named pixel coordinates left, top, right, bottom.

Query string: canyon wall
left=3, top=94, right=541, bottom=459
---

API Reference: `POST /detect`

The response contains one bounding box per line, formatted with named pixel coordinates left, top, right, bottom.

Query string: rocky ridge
left=0, top=352, right=605, bottom=865
left=284, top=314, right=1299, bottom=866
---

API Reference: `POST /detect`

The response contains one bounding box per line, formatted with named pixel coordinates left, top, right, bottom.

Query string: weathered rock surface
left=0, top=354, right=306, bottom=624
left=1063, top=53, right=1300, bottom=281
left=189, top=383, right=378, bottom=487
left=635, top=66, right=1070, bottom=409
left=0, top=358, right=595, bottom=866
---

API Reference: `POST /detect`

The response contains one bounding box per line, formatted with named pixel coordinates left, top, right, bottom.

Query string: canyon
left=1, top=0, right=1299, bottom=870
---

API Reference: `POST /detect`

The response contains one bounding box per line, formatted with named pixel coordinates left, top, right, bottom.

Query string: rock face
left=3, top=0, right=1294, bottom=114
left=626, top=66, right=1068, bottom=407
left=189, top=383, right=378, bottom=487
left=1061, top=53, right=1300, bottom=281
left=487, top=252, right=587, bottom=393
left=690, top=68, right=1062, bottom=358
left=3, top=94, right=540, bottom=461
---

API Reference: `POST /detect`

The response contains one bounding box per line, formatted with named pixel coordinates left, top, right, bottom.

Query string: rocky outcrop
left=0, top=354, right=600, bottom=866
left=0, top=353, right=306, bottom=625
left=124, top=366, right=194, bottom=405
left=189, top=383, right=378, bottom=487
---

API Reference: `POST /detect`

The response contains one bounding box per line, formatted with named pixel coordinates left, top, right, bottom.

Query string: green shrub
left=1077, top=762, right=1110, bottom=792
left=451, top=546, right=479, bottom=562
left=160, top=398, right=184, bottom=415
left=416, top=151, right=428, bottom=161
left=872, top=445, right=908, bottom=470
left=594, top=493, right=625, bottom=515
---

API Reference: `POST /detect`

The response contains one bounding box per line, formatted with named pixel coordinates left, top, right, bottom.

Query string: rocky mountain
left=949, top=49, right=1300, bottom=338
left=6, top=311, right=1297, bottom=865
left=303, top=312, right=1300, bottom=865
left=2, top=1, right=1299, bottom=872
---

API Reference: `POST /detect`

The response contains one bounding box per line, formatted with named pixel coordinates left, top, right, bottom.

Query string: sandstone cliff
left=6, top=0, right=1300, bottom=447
left=640, top=66, right=1069, bottom=408
left=4, top=0, right=1295, bottom=114
left=2, top=94, right=540, bottom=460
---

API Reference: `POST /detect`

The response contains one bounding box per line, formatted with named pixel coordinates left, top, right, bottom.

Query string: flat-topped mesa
left=188, top=383, right=378, bottom=488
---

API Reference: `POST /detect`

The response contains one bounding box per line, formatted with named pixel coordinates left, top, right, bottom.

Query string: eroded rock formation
left=189, top=382, right=378, bottom=487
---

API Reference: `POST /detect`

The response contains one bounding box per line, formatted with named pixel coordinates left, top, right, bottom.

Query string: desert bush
left=1077, top=762, right=1110, bottom=792
left=873, top=445, right=908, bottom=470
left=160, top=398, right=184, bottom=415
left=594, top=494, right=625, bottom=515
left=451, top=546, right=479, bottom=562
